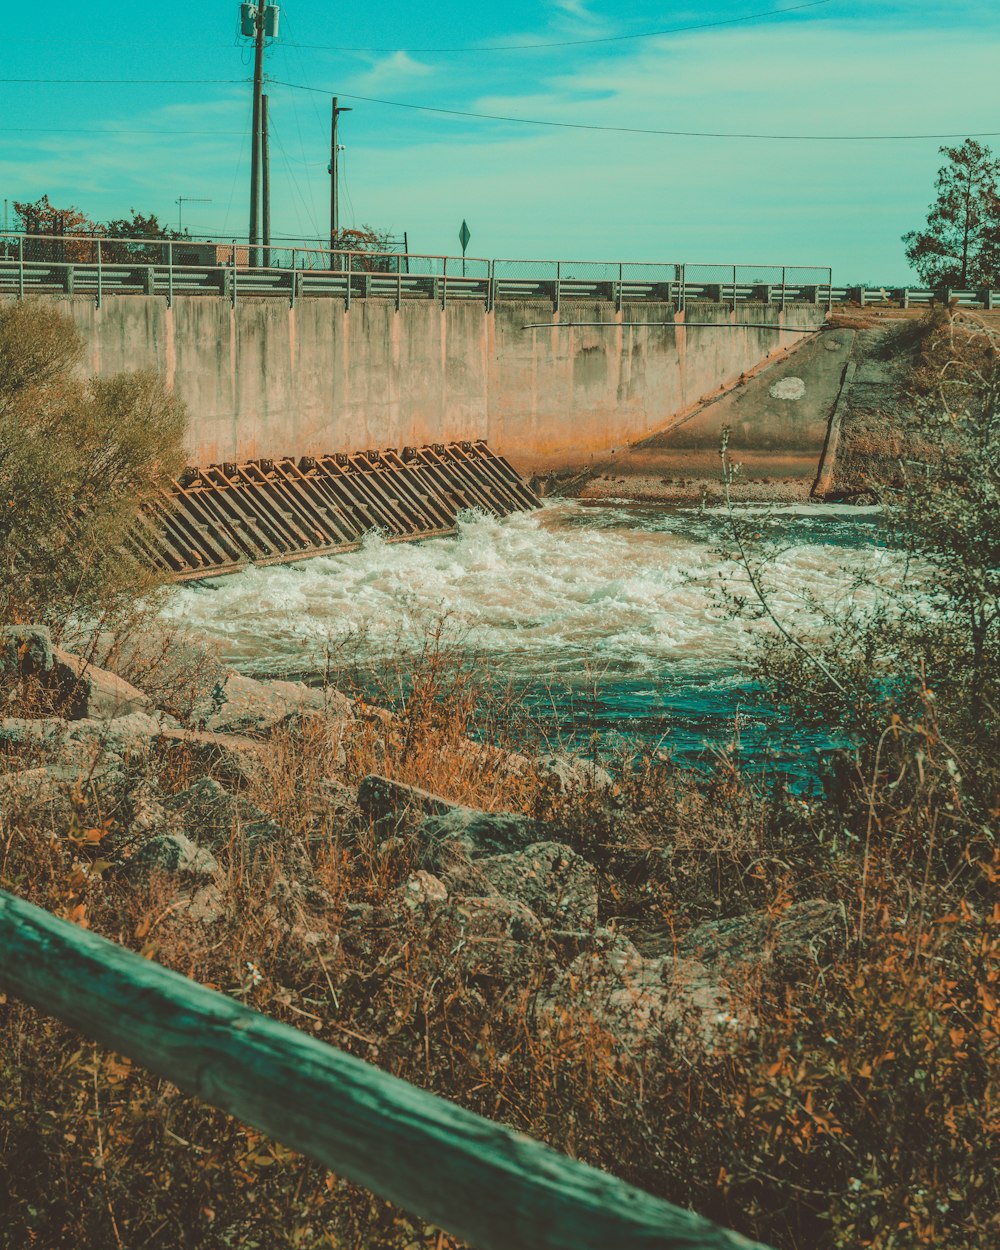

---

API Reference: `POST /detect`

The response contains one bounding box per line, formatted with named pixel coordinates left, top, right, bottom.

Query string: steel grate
left=129, top=441, right=541, bottom=581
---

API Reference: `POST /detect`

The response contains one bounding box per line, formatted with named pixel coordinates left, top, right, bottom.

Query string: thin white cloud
left=347, top=51, right=434, bottom=96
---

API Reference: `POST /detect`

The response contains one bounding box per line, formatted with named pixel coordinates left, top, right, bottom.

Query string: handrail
left=0, top=888, right=771, bottom=1250
left=0, top=229, right=828, bottom=274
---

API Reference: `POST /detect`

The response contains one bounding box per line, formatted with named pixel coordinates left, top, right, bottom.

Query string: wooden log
left=0, top=889, right=772, bottom=1250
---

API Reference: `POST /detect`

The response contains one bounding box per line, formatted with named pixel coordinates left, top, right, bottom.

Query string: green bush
left=0, top=301, right=186, bottom=627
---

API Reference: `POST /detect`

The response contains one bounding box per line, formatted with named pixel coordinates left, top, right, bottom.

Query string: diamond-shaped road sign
left=459, top=220, right=471, bottom=254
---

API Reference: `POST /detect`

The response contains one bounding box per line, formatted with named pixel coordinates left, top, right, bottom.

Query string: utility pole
left=248, top=0, right=266, bottom=267
left=329, top=96, right=352, bottom=261
left=175, top=197, right=211, bottom=235
left=261, top=94, right=271, bottom=267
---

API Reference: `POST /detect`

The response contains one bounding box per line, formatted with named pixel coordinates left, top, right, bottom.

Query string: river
left=165, top=499, right=892, bottom=777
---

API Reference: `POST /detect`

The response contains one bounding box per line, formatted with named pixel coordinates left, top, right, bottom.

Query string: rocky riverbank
left=3, top=619, right=992, bottom=1250
left=1, top=624, right=837, bottom=1048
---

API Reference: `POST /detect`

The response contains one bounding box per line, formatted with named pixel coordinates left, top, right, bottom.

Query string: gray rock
left=466, top=841, right=599, bottom=929
left=400, top=870, right=448, bottom=911
left=162, top=775, right=281, bottom=851
left=179, top=883, right=226, bottom=923
left=126, top=832, right=219, bottom=880
left=437, top=895, right=543, bottom=984
left=192, top=672, right=353, bottom=737
left=358, top=774, right=456, bottom=820
left=537, top=752, right=614, bottom=794
left=51, top=646, right=151, bottom=720
left=536, top=935, right=739, bottom=1052
left=421, top=807, right=544, bottom=860
left=679, top=899, right=843, bottom=976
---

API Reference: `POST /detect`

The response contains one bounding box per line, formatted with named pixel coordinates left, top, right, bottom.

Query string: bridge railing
left=0, top=230, right=834, bottom=311
left=0, top=888, right=770, bottom=1250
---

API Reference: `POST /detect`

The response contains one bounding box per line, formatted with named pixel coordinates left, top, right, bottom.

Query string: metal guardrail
left=845, top=285, right=1000, bottom=310
left=0, top=231, right=833, bottom=310
left=0, top=888, right=772, bottom=1250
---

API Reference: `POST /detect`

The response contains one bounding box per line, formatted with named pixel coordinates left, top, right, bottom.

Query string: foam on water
left=165, top=499, right=893, bottom=684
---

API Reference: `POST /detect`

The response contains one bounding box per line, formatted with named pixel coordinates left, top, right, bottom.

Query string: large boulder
left=679, top=899, right=843, bottom=978
left=358, top=773, right=544, bottom=861
left=155, top=725, right=269, bottom=788
left=124, top=832, right=219, bottom=881
left=161, top=775, right=282, bottom=852
left=537, top=752, right=614, bottom=795
left=50, top=646, right=151, bottom=720
left=453, top=841, right=599, bottom=930
left=191, top=672, right=353, bottom=738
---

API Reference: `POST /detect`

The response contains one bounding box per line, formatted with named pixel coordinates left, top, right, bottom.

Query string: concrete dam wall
left=13, top=295, right=827, bottom=473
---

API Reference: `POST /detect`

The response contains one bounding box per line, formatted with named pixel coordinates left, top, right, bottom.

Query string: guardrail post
left=555, top=260, right=560, bottom=313
left=17, top=234, right=24, bottom=300
left=167, top=240, right=173, bottom=308
left=780, top=266, right=786, bottom=313
left=732, top=263, right=738, bottom=307
left=487, top=259, right=495, bottom=312
left=678, top=264, right=686, bottom=312
left=64, top=264, right=75, bottom=296
left=616, top=262, right=623, bottom=313
left=442, top=257, right=448, bottom=309
left=231, top=245, right=238, bottom=309
left=96, top=238, right=102, bottom=308
left=827, top=267, right=833, bottom=313
left=396, top=266, right=402, bottom=312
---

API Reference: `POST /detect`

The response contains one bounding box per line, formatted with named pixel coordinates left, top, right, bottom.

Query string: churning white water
left=164, top=500, right=893, bottom=765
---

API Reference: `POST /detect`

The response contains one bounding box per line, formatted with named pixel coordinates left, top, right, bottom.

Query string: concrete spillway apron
left=128, top=441, right=542, bottom=581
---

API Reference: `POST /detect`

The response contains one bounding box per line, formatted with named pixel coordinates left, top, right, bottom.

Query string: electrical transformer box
left=239, top=4, right=280, bottom=38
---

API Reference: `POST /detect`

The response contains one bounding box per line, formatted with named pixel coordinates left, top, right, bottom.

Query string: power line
left=1, top=126, right=244, bottom=135
left=269, top=80, right=1000, bottom=142
left=284, top=1, right=835, bottom=52
left=0, top=77, right=244, bottom=84
left=0, top=2, right=833, bottom=54
left=4, top=75, right=1000, bottom=142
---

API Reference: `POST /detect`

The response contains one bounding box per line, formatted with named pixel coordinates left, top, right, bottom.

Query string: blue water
left=167, top=498, right=891, bottom=777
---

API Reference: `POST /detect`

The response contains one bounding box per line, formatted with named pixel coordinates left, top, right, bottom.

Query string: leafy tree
left=14, top=195, right=98, bottom=262
left=103, top=209, right=179, bottom=263
left=0, top=302, right=187, bottom=626
left=104, top=210, right=176, bottom=240
left=331, top=224, right=402, bottom=272
left=902, top=139, right=1000, bottom=288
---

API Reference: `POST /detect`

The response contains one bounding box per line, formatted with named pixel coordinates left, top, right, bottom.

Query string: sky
left=3, top=1, right=999, bottom=282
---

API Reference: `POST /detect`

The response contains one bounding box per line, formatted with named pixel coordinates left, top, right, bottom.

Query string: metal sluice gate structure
left=128, top=441, right=541, bottom=581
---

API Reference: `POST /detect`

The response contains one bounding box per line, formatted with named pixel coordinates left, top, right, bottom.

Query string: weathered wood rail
left=0, top=889, right=773, bottom=1250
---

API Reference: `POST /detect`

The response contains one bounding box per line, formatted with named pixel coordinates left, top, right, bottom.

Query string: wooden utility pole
left=261, top=93, right=270, bottom=267
left=329, top=96, right=352, bottom=260
left=248, top=0, right=266, bottom=267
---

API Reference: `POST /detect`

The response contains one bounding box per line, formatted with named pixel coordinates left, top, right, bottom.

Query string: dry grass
left=1, top=637, right=997, bottom=1250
